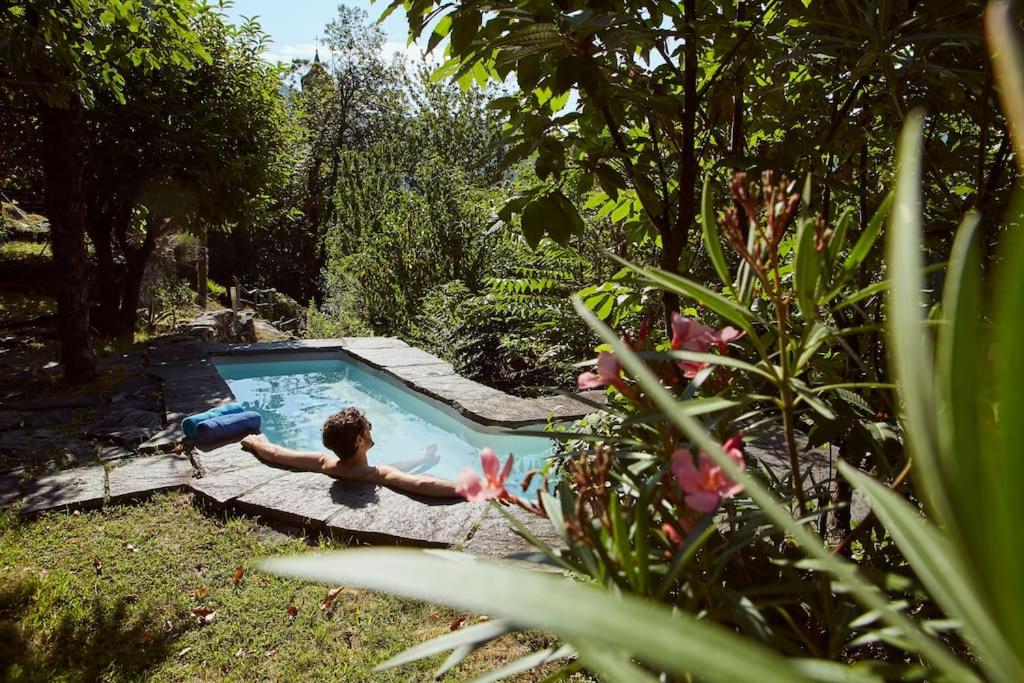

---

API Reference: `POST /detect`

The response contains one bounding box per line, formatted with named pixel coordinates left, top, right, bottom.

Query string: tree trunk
left=662, top=0, right=700, bottom=336
left=197, top=225, right=208, bottom=309
left=117, top=219, right=160, bottom=340
left=87, top=211, right=119, bottom=335
left=39, top=100, right=96, bottom=383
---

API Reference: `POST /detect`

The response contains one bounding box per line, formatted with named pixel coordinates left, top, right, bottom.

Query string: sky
left=224, top=0, right=419, bottom=63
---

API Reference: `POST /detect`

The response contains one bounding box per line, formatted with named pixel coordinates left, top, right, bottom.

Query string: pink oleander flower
left=456, top=448, right=513, bottom=502
left=670, top=435, right=746, bottom=513
left=577, top=351, right=628, bottom=392
left=670, top=313, right=746, bottom=378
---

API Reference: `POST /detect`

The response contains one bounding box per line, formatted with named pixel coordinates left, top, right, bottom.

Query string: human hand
left=240, top=434, right=267, bottom=453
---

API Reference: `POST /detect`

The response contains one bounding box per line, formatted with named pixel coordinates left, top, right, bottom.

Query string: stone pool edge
left=0, top=335, right=584, bottom=558
left=206, top=337, right=603, bottom=428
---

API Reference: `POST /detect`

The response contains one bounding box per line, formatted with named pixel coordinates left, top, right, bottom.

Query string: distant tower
left=301, top=37, right=330, bottom=91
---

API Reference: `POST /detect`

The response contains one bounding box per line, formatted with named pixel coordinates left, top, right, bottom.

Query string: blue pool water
left=213, top=355, right=554, bottom=493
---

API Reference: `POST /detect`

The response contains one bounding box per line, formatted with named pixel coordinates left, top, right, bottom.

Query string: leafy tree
left=0, top=0, right=211, bottom=380
left=392, top=0, right=1009, bottom=334
left=80, top=12, right=287, bottom=339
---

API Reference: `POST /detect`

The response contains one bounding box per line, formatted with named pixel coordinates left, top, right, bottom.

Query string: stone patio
left=0, top=336, right=590, bottom=559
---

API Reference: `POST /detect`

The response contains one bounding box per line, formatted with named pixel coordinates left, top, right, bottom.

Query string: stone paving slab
left=193, top=442, right=262, bottom=476
left=20, top=465, right=106, bottom=513
left=386, top=363, right=458, bottom=382
left=412, top=375, right=507, bottom=403
left=325, top=482, right=487, bottom=547
left=339, top=337, right=409, bottom=350
left=0, top=471, right=23, bottom=507
left=206, top=339, right=346, bottom=355
left=107, top=453, right=194, bottom=503
left=139, top=425, right=186, bottom=453
left=190, top=463, right=288, bottom=506
left=236, top=471, right=349, bottom=526
left=345, top=346, right=448, bottom=369
left=461, top=505, right=567, bottom=558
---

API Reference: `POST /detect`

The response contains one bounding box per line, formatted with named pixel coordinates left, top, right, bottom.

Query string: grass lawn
left=0, top=493, right=562, bottom=682
left=0, top=240, right=51, bottom=266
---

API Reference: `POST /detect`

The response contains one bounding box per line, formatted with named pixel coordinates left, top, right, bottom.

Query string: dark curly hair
left=321, top=407, right=369, bottom=459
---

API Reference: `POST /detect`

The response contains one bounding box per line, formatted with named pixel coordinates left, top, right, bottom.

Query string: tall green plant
left=259, top=3, right=1024, bottom=680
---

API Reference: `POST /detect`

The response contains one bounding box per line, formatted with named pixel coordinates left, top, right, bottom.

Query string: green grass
left=0, top=493, right=558, bottom=682
left=0, top=240, right=51, bottom=265
left=0, top=290, right=54, bottom=327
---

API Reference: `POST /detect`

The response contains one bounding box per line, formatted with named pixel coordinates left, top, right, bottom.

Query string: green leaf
left=821, top=191, right=895, bottom=304
left=570, top=639, right=658, bottom=682
left=825, top=206, right=854, bottom=276
left=986, top=1, right=1024, bottom=172
left=450, top=10, right=482, bottom=54
left=701, top=175, right=732, bottom=292
left=840, top=464, right=1022, bottom=682
left=613, top=255, right=759, bottom=336
left=521, top=195, right=556, bottom=248
left=795, top=216, right=822, bottom=320
left=886, top=110, right=947, bottom=524
left=935, top=212, right=985, bottom=564
left=262, top=549, right=814, bottom=683
left=376, top=618, right=515, bottom=670
left=991, top=187, right=1024, bottom=654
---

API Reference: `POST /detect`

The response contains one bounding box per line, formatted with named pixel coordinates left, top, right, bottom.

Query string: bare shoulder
left=332, top=463, right=392, bottom=485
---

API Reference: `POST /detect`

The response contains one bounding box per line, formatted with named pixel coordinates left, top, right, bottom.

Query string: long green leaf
left=262, top=549, right=813, bottom=683
left=795, top=216, right=823, bottom=321
left=840, top=463, right=1021, bottom=682
left=935, top=212, right=986, bottom=571
left=375, top=618, right=514, bottom=670
left=986, top=0, right=1024, bottom=172
left=571, top=297, right=977, bottom=681
left=842, top=191, right=894, bottom=280
left=992, top=189, right=1024, bottom=654
left=570, top=639, right=658, bottom=682
left=701, top=175, right=733, bottom=292
left=609, top=254, right=760, bottom=333
left=885, top=110, right=949, bottom=526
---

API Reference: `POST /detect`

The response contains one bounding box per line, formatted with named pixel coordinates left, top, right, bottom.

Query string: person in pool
left=239, top=407, right=460, bottom=498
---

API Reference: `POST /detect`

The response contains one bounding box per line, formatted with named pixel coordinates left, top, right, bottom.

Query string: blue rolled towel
left=182, top=403, right=246, bottom=437
left=194, top=411, right=262, bottom=443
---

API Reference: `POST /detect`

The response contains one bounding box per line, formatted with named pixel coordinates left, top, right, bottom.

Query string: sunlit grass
left=0, top=493, right=558, bottom=682
left=0, top=240, right=50, bottom=264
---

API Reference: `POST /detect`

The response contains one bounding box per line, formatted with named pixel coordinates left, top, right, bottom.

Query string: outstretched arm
left=240, top=434, right=337, bottom=473
left=373, top=466, right=460, bottom=498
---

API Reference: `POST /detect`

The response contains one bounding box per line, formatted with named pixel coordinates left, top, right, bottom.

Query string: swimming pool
left=213, top=355, right=555, bottom=494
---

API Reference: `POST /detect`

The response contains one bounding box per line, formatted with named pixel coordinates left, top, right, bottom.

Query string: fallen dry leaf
left=163, top=619, right=173, bottom=633
left=264, top=648, right=277, bottom=658
left=232, top=566, right=245, bottom=587
left=191, top=587, right=209, bottom=601
left=124, top=594, right=139, bottom=604
left=178, top=647, right=192, bottom=658
left=321, top=587, right=343, bottom=612
left=287, top=605, right=298, bottom=623
left=234, top=647, right=246, bottom=658
left=449, top=614, right=468, bottom=631
left=339, top=630, right=355, bottom=649
left=123, top=542, right=138, bottom=553
left=189, top=607, right=216, bottom=625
